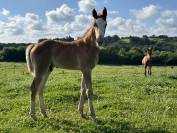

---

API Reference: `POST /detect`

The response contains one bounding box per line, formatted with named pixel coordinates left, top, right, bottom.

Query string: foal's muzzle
left=97, top=40, right=103, bottom=46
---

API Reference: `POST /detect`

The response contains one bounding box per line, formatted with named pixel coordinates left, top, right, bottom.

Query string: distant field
left=0, top=62, right=177, bottom=132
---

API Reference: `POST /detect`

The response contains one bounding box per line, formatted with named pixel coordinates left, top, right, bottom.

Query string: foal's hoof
left=42, top=113, right=48, bottom=118
left=41, top=112, right=48, bottom=118
left=80, top=114, right=87, bottom=119
left=89, top=115, right=96, bottom=121
left=29, top=113, right=37, bottom=121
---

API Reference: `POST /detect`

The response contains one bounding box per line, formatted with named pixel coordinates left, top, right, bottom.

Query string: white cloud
left=2, top=16, right=24, bottom=35
left=109, top=17, right=126, bottom=26
left=107, top=17, right=149, bottom=37
left=78, top=0, right=96, bottom=13
left=151, top=9, right=177, bottom=36
left=0, top=9, right=93, bottom=43
left=156, top=17, right=177, bottom=28
left=25, top=13, right=44, bottom=31
left=46, top=4, right=75, bottom=25
left=1, top=8, right=10, bottom=16
left=0, top=12, right=46, bottom=43
left=149, top=25, right=177, bottom=36
left=161, top=10, right=177, bottom=18
left=131, top=5, right=159, bottom=20
left=43, top=13, right=92, bottom=40
left=1, top=3, right=177, bottom=43
left=7, top=13, right=44, bottom=32
left=75, top=14, right=92, bottom=24
left=107, top=10, right=177, bottom=37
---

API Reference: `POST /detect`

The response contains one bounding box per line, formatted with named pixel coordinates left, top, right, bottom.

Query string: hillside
left=0, top=35, right=177, bottom=65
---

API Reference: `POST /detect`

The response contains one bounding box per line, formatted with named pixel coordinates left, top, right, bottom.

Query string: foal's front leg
left=144, top=65, right=147, bottom=76
left=83, top=69, right=96, bottom=120
left=78, top=74, right=86, bottom=118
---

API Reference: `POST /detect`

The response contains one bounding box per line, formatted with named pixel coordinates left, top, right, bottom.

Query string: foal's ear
left=103, top=7, right=107, bottom=17
left=92, top=8, right=97, bottom=19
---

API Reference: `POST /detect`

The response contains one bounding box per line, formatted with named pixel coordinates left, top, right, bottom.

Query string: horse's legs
left=147, top=66, right=150, bottom=76
left=78, top=74, right=86, bottom=118
left=147, top=66, right=151, bottom=76
left=30, top=78, right=37, bottom=118
left=38, top=72, right=50, bottom=117
left=83, top=69, right=96, bottom=120
left=144, top=65, right=147, bottom=76
left=149, top=66, right=152, bottom=76
left=29, top=71, right=49, bottom=118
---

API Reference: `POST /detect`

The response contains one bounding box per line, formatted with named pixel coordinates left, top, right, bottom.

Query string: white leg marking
left=83, top=69, right=96, bottom=120
left=38, top=74, right=49, bottom=117
left=78, top=75, right=86, bottom=117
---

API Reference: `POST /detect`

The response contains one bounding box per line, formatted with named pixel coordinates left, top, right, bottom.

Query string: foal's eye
left=105, top=23, right=107, bottom=28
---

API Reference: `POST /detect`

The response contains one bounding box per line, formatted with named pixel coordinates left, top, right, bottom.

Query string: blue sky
left=0, top=0, right=177, bottom=43
left=1, top=0, right=177, bottom=19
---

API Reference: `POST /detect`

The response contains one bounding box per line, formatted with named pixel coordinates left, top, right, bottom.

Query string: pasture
left=0, top=62, right=177, bottom=132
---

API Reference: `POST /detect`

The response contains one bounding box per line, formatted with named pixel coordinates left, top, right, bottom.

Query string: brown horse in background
left=142, top=48, right=152, bottom=76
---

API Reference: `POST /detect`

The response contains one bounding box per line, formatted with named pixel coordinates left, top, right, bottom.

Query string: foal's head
left=146, top=48, right=152, bottom=56
left=92, top=7, right=107, bottom=46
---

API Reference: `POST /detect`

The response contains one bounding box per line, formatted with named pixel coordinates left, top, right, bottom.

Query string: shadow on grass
left=46, top=92, right=102, bottom=105
left=96, top=118, right=142, bottom=133
left=46, top=118, right=79, bottom=132
left=95, top=118, right=170, bottom=133
left=29, top=117, right=171, bottom=133
left=169, top=76, right=177, bottom=80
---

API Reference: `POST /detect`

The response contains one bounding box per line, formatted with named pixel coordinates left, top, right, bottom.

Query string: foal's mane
left=79, top=25, right=94, bottom=39
left=53, top=23, right=95, bottom=46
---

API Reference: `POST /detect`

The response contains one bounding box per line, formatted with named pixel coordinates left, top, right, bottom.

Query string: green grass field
left=0, top=62, right=177, bottom=133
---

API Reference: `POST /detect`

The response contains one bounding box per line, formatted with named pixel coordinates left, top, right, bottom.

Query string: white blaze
left=95, top=18, right=106, bottom=40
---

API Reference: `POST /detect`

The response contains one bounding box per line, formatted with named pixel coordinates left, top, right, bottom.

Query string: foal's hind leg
left=30, top=76, right=44, bottom=118
left=78, top=74, right=86, bottom=118
left=38, top=72, right=50, bottom=117
left=30, top=78, right=37, bottom=118
left=29, top=71, right=50, bottom=118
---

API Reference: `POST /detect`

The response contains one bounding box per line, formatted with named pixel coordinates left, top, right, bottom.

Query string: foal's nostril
left=98, top=40, right=103, bottom=45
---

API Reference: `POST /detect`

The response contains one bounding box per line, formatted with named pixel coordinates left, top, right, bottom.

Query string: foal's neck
left=82, top=26, right=96, bottom=45
left=147, top=53, right=151, bottom=58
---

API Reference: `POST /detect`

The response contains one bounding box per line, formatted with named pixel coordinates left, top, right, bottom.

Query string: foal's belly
left=53, top=54, right=81, bottom=70
left=51, top=45, right=99, bottom=70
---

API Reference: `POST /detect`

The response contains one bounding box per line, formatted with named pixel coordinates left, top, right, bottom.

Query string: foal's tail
left=26, top=44, right=35, bottom=76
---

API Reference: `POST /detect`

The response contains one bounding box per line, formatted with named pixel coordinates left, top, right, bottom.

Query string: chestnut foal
left=142, top=48, right=152, bottom=76
left=26, top=8, right=107, bottom=120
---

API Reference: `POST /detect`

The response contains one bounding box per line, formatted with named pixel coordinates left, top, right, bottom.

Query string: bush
left=0, top=46, right=26, bottom=62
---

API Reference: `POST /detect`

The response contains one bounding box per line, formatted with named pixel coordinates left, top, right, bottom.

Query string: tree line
left=0, top=35, right=177, bottom=65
